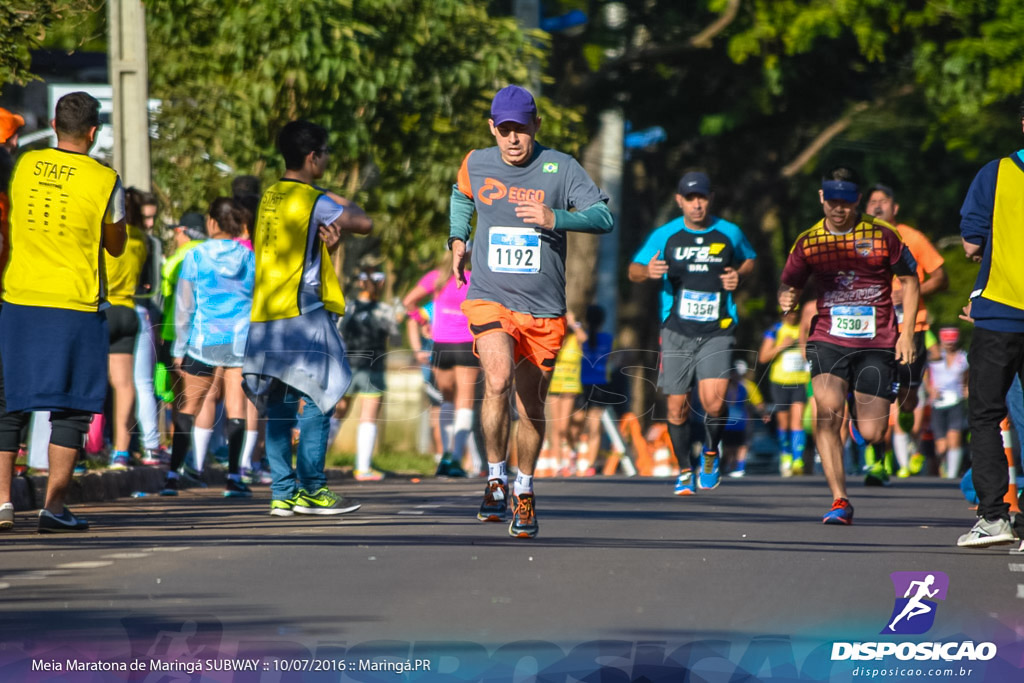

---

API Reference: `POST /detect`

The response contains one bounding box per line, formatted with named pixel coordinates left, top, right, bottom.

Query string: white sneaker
left=956, top=517, right=1015, bottom=548
left=0, top=502, right=14, bottom=530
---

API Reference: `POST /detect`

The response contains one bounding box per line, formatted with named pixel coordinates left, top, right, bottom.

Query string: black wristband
left=447, top=236, right=464, bottom=251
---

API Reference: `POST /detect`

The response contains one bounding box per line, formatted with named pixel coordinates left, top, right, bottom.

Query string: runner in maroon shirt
left=778, top=166, right=920, bottom=525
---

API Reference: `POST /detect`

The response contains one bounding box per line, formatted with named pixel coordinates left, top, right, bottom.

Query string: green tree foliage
left=0, top=1, right=95, bottom=91
left=145, top=0, right=583, bottom=281
left=544, top=0, right=1024, bottom=355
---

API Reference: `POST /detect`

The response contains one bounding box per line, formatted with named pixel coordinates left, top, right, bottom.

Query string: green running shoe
left=269, top=490, right=304, bottom=517
left=293, top=487, right=361, bottom=515
left=864, top=461, right=890, bottom=487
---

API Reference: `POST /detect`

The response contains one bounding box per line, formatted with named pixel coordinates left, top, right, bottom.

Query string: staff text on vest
left=33, top=161, right=77, bottom=181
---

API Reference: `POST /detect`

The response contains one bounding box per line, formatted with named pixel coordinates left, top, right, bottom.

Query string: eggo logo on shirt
left=477, top=177, right=546, bottom=206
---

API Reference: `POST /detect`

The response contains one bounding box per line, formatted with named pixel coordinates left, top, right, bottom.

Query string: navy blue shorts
left=0, top=302, right=109, bottom=413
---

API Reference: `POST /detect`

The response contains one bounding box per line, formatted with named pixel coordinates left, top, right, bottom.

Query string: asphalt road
left=0, top=474, right=1021, bottom=682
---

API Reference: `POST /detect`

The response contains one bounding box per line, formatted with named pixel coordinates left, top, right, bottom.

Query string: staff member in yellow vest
left=955, top=100, right=1024, bottom=548
left=0, top=92, right=127, bottom=533
left=242, top=119, right=372, bottom=517
left=758, top=307, right=810, bottom=477
left=104, top=188, right=150, bottom=470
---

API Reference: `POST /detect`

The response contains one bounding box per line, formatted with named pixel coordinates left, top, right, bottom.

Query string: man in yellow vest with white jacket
left=243, top=119, right=372, bottom=517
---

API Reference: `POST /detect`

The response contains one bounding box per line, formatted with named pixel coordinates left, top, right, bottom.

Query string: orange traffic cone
left=534, top=439, right=558, bottom=478
left=620, top=413, right=651, bottom=475
left=646, top=424, right=680, bottom=477
left=1001, top=418, right=1021, bottom=514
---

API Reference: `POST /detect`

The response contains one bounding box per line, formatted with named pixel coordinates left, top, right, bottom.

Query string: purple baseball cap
left=490, top=85, right=537, bottom=126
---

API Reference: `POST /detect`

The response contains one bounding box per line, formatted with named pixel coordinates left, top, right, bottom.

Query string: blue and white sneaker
left=697, top=449, right=721, bottom=490
left=109, top=451, right=130, bottom=470
left=673, top=470, right=696, bottom=496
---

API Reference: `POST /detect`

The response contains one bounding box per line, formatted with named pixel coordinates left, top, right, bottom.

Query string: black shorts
left=182, top=354, right=217, bottom=378
left=431, top=341, right=479, bottom=370
left=931, top=402, right=966, bottom=436
left=107, top=304, right=139, bottom=354
left=723, top=429, right=749, bottom=448
left=575, top=383, right=624, bottom=411
left=896, top=331, right=928, bottom=389
left=805, top=341, right=897, bottom=399
left=771, top=383, right=807, bottom=407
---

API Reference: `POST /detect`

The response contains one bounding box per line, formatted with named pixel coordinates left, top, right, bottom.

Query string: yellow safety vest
left=105, top=224, right=149, bottom=308
left=549, top=333, right=583, bottom=394
left=769, top=322, right=810, bottom=386
left=251, top=179, right=346, bottom=322
left=4, top=148, right=118, bottom=311
left=984, top=157, right=1024, bottom=309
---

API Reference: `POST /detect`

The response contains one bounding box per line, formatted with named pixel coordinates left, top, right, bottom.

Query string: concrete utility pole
left=596, top=109, right=624, bottom=334
left=514, top=0, right=542, bottom=94
left=107, top=0, right=152, bottom=190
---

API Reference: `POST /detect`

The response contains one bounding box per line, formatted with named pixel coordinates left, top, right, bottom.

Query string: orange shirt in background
left=892, top=223, right=944, bottom=332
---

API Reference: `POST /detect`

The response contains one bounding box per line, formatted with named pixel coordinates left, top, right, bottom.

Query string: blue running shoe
left=697, top=449, right=721, bottom=490
left=508, top=493, right=538, bottom=538
left=822, top=498, right=854, bottom=525
left=160, top=476, right=181, bottom=496
left=673, top=470, right=696, bottom=496
left=109, top=451, right=130, bottom=471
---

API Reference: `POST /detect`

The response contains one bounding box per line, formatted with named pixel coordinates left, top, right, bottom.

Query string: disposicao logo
left=831, top=571, right=998, bottom=663
left=883, top=571, right=948, bottom=635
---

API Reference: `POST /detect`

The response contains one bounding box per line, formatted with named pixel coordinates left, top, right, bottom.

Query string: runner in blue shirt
left=629, top=172, right=756, bottom=495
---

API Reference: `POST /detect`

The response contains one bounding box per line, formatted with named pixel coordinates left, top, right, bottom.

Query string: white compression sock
left=240, top=430, right=258, bottom=471
left=192, top=426, right=214, bottom=473
left=439, top=402, right=455, bottom=455
left=488, top=460, right=507, bottom=483
left=467, top=430, right=483, bottom=477
left=946, top=447, right=963, bottom=479
left=452, top=408, right=474, bottom=462
left=892, top=431, right=911, bottom=471
left=356, top=421, right=377, bottom=472
left=514, top=471, right=534, bottom=496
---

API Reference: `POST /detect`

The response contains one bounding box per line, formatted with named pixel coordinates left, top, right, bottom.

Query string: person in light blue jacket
left=161, top=198, right=256, bottom=499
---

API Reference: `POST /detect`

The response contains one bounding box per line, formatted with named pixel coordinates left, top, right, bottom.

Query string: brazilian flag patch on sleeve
left=542, top=162, right=559, bottom=173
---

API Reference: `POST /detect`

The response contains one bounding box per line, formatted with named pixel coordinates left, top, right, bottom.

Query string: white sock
left=192, top=426, right=214, bottom=473
left=514, top=471, right=534, bottom=496
left=240, top=430, right=258, bottom=471
left=946, top=447, right=963, bottom=479
left=439, top=402, right=455, bottom=456
left=452, top=408, right=474, bottom=462
left=328, top=417, right=342, bottom=452
left=467, top=431, right=483, bottom=477
left=356, top=421, right=377, bottom=473
left=488, top=460, right=507, bottom=483
left=893, top=431, right=911, bottom=470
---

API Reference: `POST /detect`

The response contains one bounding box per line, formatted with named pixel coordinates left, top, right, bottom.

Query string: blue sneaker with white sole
left=697, top=449, right=721, bottom=490
left=673, top=470, right=696, bottom=496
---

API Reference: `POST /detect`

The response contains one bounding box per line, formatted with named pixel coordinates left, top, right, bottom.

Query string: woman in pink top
left=403, top=249, right=480, bottom=477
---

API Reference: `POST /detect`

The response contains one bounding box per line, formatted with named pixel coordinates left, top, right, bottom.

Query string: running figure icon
left=887, top=574, right=939, bottom=632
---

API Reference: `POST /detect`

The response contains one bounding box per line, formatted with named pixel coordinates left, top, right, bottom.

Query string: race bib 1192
left=488, top=227, right=540, bottom=274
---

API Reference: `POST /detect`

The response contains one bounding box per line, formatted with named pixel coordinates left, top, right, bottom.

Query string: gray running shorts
left=657, top=329, right=734, bottom=396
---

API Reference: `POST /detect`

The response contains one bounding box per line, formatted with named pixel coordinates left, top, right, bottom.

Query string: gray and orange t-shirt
left=454, top=145, right=609, bottom=317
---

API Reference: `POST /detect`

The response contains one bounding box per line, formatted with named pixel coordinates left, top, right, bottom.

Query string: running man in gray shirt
left=448, top=85, right=613, bottom=539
